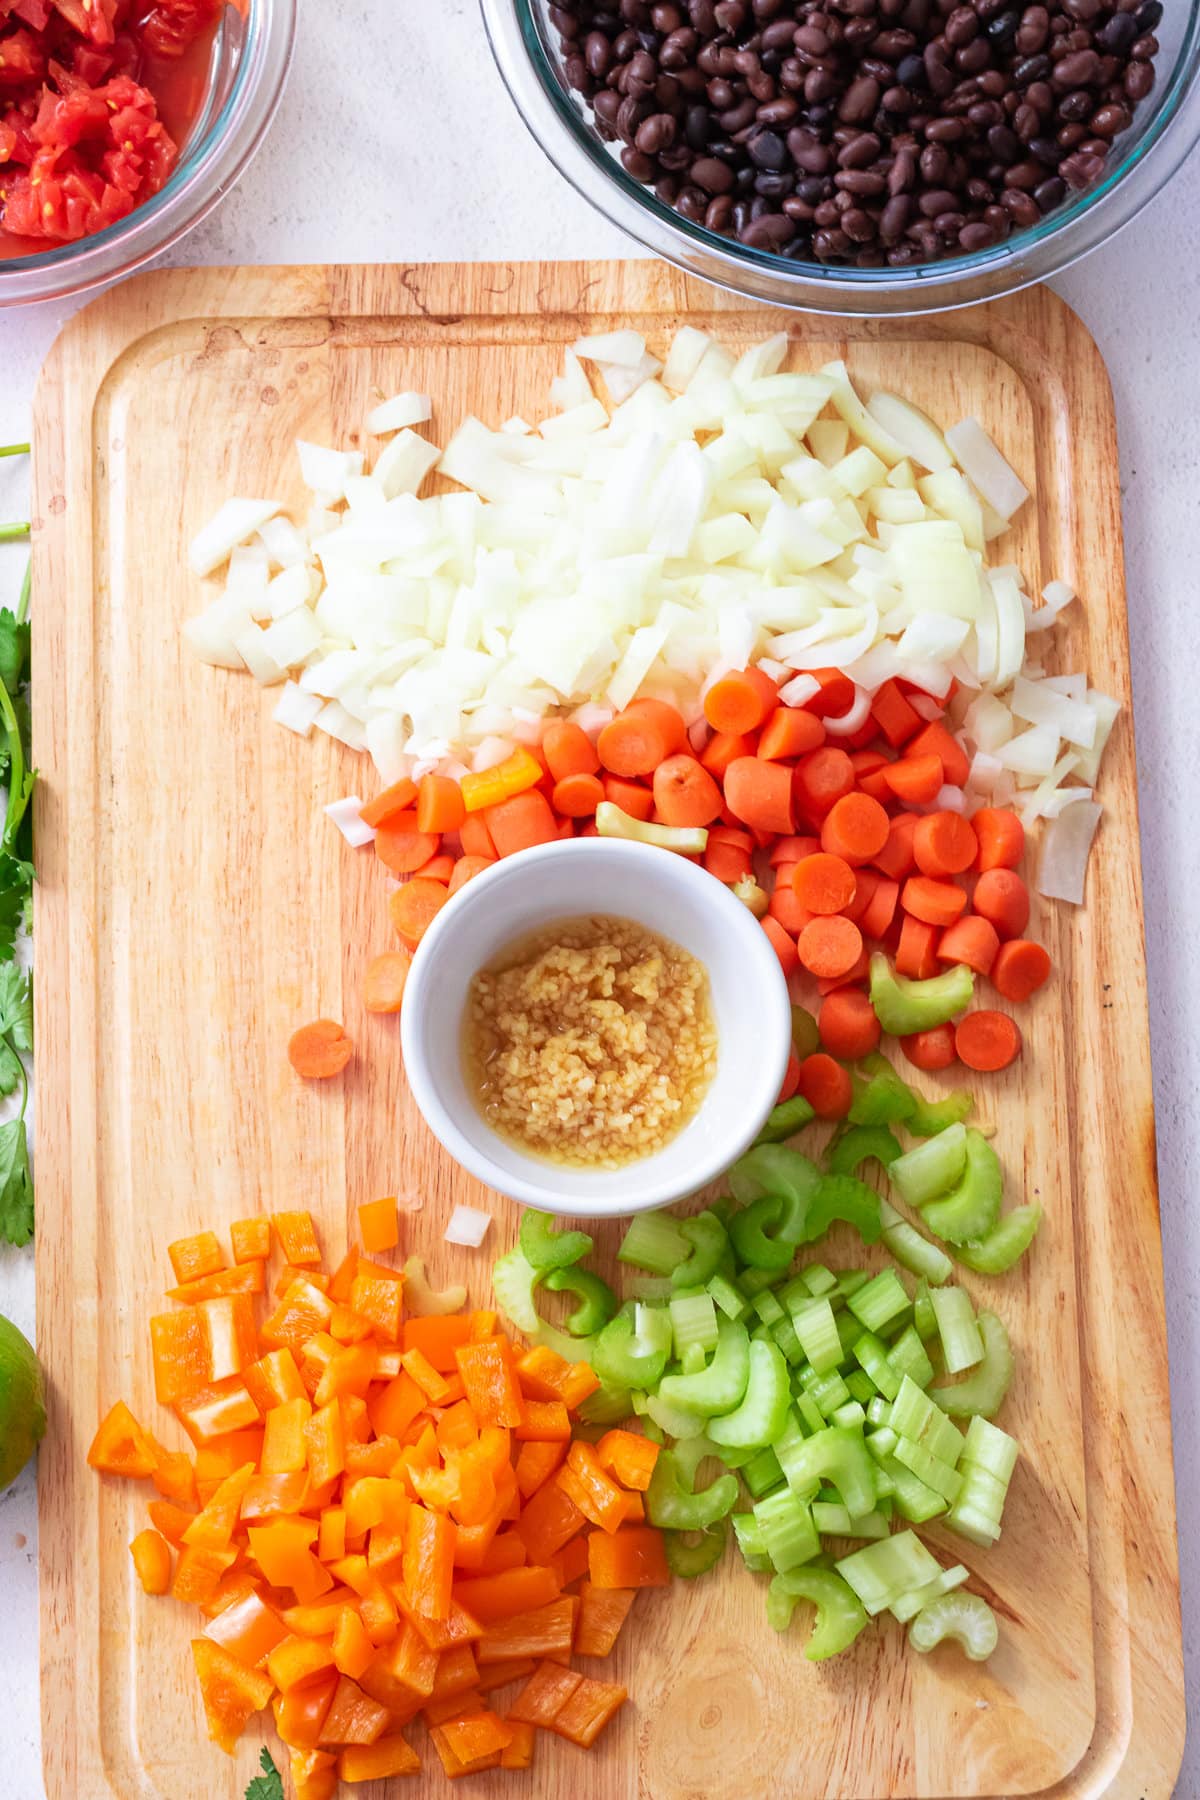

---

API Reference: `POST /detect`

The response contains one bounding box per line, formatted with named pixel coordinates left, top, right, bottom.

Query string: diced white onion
left=945, top=417, right=1030, bottom=523
left=1037, top=800, right=1102, bottom=904
left=935, top=785, right=965, bottom=813
left=189, top=498, right=281, bottom=577
left=367, top=391, right=432, bottom=435
left=297, top=441, right=362, bottom=502
left=324, top=797, right=375, bottom=847
left=866, top=392, right=955, bottom=473
left=273, top=681, right=324, bottom=736
left=444, top=1204, right=493, bottom=1248
left=233, top=624, right=286, bottom=686
left=572, top=330, right=647, bottom=367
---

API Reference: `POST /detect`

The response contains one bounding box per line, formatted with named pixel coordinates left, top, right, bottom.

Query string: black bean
left=1134, top=0, right=1161, bottom=29
left=1033, top=172, right=1066, bottom=207
left=1124, top=59, right=1154, bottom=100
left=691, top=154, right=737, bottom=190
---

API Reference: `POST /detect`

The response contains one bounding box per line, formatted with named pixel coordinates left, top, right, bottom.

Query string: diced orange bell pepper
left=475, top=1597, right=577, bottom=1664
left=148, top=1498, right=197, bottom=1545
left=507, top=1658, right=583, bottom=1726
left=198, top=1294, right=258, bottom=1383
left=357, top=1196, right=399, bottom=1254
left=574, top=1580, right=636, bottom=1656
left=550, top=1535, right=591, bottom=1590
left=428, top=1723, right=502, bottom=1779
left=278, top=1591, right=359, bottom=1636
left=381, top=1619, right=440, bottom=1698
left=318, top=1674, right=391, bottom=1747
left=475, top=1656, right=535, bottom=1693
left=596, top=1428, right=661, bottom=1492
left=176, top=1377, right=261, bottom=1447
left=240, top=1470, right=310, bottom=1520
left=514, top=1438, right=567, bottom=1500
left=587, top=1524, right=670, bottom=1589
left=317, top=1507, right=346, bottom=1564
left=290, top=1749, right=339, bottom=1800
left=350, top=1262, right=404, bottom=1341
left=429, top=1641, right=480, bottom=1701
left=338, top=1736, right=421, bottom=1781
left=514, top=1476, right=584, bottom=1564
left=266, top=1633, right=337, bottom=1694
left=190, top=1638, right=275, bottom=1754
left=344, top=1474, right=407, bottom=1536
left=230, top=1216, right=271, bottom=1264
left=454, top=1337, right=523, bottom=1429
left=424, top=1684, right=486, bottom=1727
left=400, top=1346, right=453, bottom=1404
left=452, top=1564, right=561, bottom=1625
left=243, top=1347, right=307, bottom=1414
left=272, top=1210, right=322, bottom=1266
left=515, top=1344, right=600, bottom=1410
left=172, top=1544, right=237, bottom=1607
left=332, top=1607, right=375, bottom=1681
left=87, top=1400, right=159, bottom=1477
left=402, top=1314, right=473, bottom=1372
left=129, top=1527, right=172, bottom=1595
left=514, top=1399, right=571, bottom=1443
left=551, top=1673, right=628, bottom=1746
left=193, top=1427, right=264, bottom=1482
left=274, top=1674, right=338, bottom=1749
left=557, top=1442, right=628, bottom=1535
left=459, top=1528, right=525, bottom=1577
left=303, top=1399, right=346, bottom=1489
left=261, top=1396, right=313, bottom=1474
left=439, top=1711, right=514, bottom=1763
left=150, top=1443, right=197, bottom=1505
left=500, top=1719, right=536, bottom=1770
left=167, top=1263, right=265, bottom=1303
left=260, top=1277, right=334, bottom=1352
left=248, top=1518, right=333, bottom=1603
left=182, top=1461, right=256, bottom=1549
left=404, top=1505, right=456, bottom=1621
left=329, top=1306, right=375, bottom=1345
left=150, top=1310, right=212, bottom=1406
left=168, top=1231, right=225, bottom=1285
left=327, top=1246, right=360, bottom=1304
left=367, top=1371, right=425, bottom=1443
left=399, top=1594, right=482, bottom=1654
left=345, top=1437, right=401, bottom=1479
left=314, top=1344, right=377, bottom=1409
left=277, top=1263, right=332, bottom=1300
left=203, top=1588, right=288, bottom=1666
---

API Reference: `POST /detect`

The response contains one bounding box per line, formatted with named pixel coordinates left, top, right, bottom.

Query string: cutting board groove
left=32, top=260, right=1182, bottom=1800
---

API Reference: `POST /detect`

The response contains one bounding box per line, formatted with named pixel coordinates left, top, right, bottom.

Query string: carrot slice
left=417, top=775, right=466, bottom=836
left=375, top=813, right=440, bottom=876
left=820, top=792, right=890, bottom=865
left=818, top=988, right=880, bottom=1061
left=793, top=746, right=855, bottom=823
left=913, top=811, right=979, bottom=878
left=758, top=705, right=826, bottom=761
left=901, top=876, right=969, bottom=929
left=971, top=806, right=1025, bottom=872
left=551, top=772, right=605, bottom=818
left=899, top=1025, right=958, bottom=1072
left=804, top=668, right=856, bottom=719
left=288, top=1021, right=353, bottom=1080
left=700, top=730, right=756, bottom=780
left=869, top=678, right=922, bottom=748
left=363, top=951, right=411, bottom=1015
left=906, top=720, right=969, bottom=789
left=768, top=884, right=812, bottom=937
left=795, top=1052, right=853, bottom=1120
left=703, top=667, right=777, bottom=735
left=623, top=698, right=688, bottom=755
left=597, top=709, right=673, bottom=778
left=796, top=915, right=863, bottom=980
left=936, top=916, right=1000, bottom=976
left=761, top=915, right=799, bottom=979
left=991, top=938, right=1052, bottom=1002
left=704, top=824, right=754, bottom=884
left=460, top=813, right=496, bottom=860
left=484, top=790, right=559, bottom=857
left=542, top=721, right=600, bottom=781
left=792, top=852, right=856, bottom=916
left=883, top=754, right=943, bottom=806
left=388, top=878, right=449, bottom=948
left=860, top=876, right=899, bottom=941
left=360, top=778, right=418, bottom=830
left=448, top=854, right=496, bottom=896
left=972, top=868, right=1030, bottom=940
left=652, top=754, right=723, bottom=828
left=874, top=812, right=918, bottom=881
left=955, top=1010, right=1022, bottom=1072
left=412, top=852, right=456, bottom=885
left=724, top=756, right=794, bottom=835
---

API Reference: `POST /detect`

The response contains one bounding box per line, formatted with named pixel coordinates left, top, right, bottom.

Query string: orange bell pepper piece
left=150, top=1311, right=212, bottom=1406
left=452, top=1564, right=561, bottom=1624
left=400, top=1346, right=453, bottom=1404
left=243, top=1347, right=307, bottom=1414
left=475, top=1597, right=577, bottom=1664
left=314, top=1344, right=377, bottom=1409
left=172, top=1543, right=237, bottom=1607
left=317, top=1674, right=391, bottom=1746
left=357, top=1196, right=399, bottom=1254
left=507, top=1658, right=583, bottom=1726
left=261, top=1397, right=313, bottom=1474
left=428, top=1641, right=480, bottom=1701
left=266, top=1633, right=337, bottom=1694
left=587, top=1524, right=670, bottom=1589
left=198, top=1295, right=258, bottom=1382
left=514, top=1438, right=567, bottom=1500
left=550, top=1535, right=591, bottom=1590
left=129, top=1527, right=172, bottom=1595
left=500, top=1719, right=536, bottom=1770
left=274, top=1674, right=338, bottom=1749
left=149, top=1442, right=197, bottom=1505
left=148, top=1498, right=197, bottom=1545
left=515, top=1344, right=600, bottom=1410
left=203, top=1588, right=288, bottom=1665
left=176, top=1378, right=261, bottom=1446
left=402, top=1314, right=472, bottom=1372
left=574, top=1580, right=636, bottom=1656
left=87, top=1400, right=159, bottom=1477
left=403, top=1505, right=456, bottom=1621
left=271, top=1210, right=322, bottom=1266
left=514, top=1399, right=571, bottom=1443
left=168, top=1231, right=225, bottom=1285
left=190, top=1638, right=275, bottom=1754
left=438, top=1710, right=514, bottom=1763
left=513, top=1476, right=584, bottom=1564
left=182, top=1461, right=256, bottom=1549
left=349, top=1262, right=404, bottom=1341
left=596, top=1427, right=661, bottom=1492
left=260, top=1277, right=334, bottom=1352
left=556, top=1442, right=628, bottom=1534
left=474, top=1656, right=534, bottom=1693
left=454, top=1337, right=523, bottom=1429
left=550, top=1673, right=628, bottom=1746
left=193, top=1426, right=264, bottom=1482
left=230, top=1216, right=271, bottom=1263
left=302, top=1400, right=346, bottom=1489
left=167, top=1263, right=265, bottom=1303
left=291, top=1749, right=338, bottom=1800
left=367, top=1371, right=425, bottom=1442
left=338, top=1735, right=421, bottom=1780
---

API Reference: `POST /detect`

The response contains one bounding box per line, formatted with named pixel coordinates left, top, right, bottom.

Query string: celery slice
left=836, top=1530, right=942, bottom=1616
left=595, top=801, right=708, bottom=853
left=803, top=1174, right=883, bottom=1246
left=618, top=1211, right=691, bottom=1275
left=867, top=1397, right=891, bottom=1428
left=542, top=1266, right=617, bottom=1336
left=791, top=1005, right=820, bottom=1060
left=831, top=1400, right=866, bottom=1431
left=771, top=1314, right=805, bottom=1367
left=730, top=1194, right=795, bottom=1273
left=576, top=1381, right=634, bottom=1427
left=865, top=1435, right=946, bottom=1523
left=889, top=1124, right=968, bottom=1207
left=729, top=1146, right=823, bottom=1246
left=742, top=1445, right=785, bottom=1499
left=790, top=1297, right=843, bottom=1376
left=887, top=1325, right=935, bottom=1390
left=732, top=1510, right=771, bottom=1571
left=956, top=1202, right=1042, bottom=1275
left=669, top=1290, right=720, bottom=1360
left=518, top=1210, right=593, bottom=1272
left=922, top=1131, right=1002, bottom=1246
left=852, top=1331, right=901, bottom=1402
left=848, top=1059, right=916, bottom=1128
left=888, top=1562, right=969, bottom=1623
left=753, top=1290, right=785, bottom=1326
left=879, top=1199, right=954, bottom=1286
left=800, top=1263, right=838, bottom=1298
left=828, top=1124, right=902, bottom=1176
left=930, top=1310, right=1014, bottom=1419
left=657, top=1316, right=751, bottom=1417
left=848, top=1268, right=911, bottom=1335
left=706, top=1272, right=749, bottom=1321
left=771, top=1425, right=876, bottom=1519
left=672, top=1210, right=730, bottom=1289
left=796, top=1392, right=826, bottom=1437
left=755, top=1095, right=816, bottom=1146
left=960, top=1413, right=1020, bottom=1480
left=906, top=1089, right=973, bottom=1137
left=801, top=1366, right=852, bottom=1419
left=909, top=1590, right=998, bottom=1661
left=812, top=1500, right=889, bottom=1540
left=644, top=1391, right=709, bottom=1440
left=402, top=1255, right=467, bottom=1316
left=490, top=1249, right=542, bottom=1335
left=753, top=1486, right=821, bottom=1572
left=646, top=1447, right=739, bottom=1531
left=930, top=1286, right=985, bottom=1375
left=868, top=953, right=975, bottom=1035
left=591, top=1304, right=671, bottom=1390
left=768, top=1568, right=869, bottom=1658
left=709, top=1336, right=791, bottom=1450
left=889, top=1376, right=965, bottom=1465
left=913, top=1278, right=938, bottom=1342
left=845, top=1370, right=875, bottom=1406
left=893, top=1436, right=963, bottom=1503
left=626, top=1275, right=676, bottom=1301
left=664, top=1520, right=727, bottom=1579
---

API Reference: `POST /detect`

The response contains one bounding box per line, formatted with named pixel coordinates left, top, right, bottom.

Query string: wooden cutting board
left=32, top=261, right=1183, bottom=1800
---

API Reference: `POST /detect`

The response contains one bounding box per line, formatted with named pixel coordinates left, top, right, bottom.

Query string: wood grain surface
left=31, top=260, right=1183, bottom=1800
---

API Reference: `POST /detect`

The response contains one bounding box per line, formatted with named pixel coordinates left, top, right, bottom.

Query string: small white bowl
left=400, top=837, right=792, bottom=1218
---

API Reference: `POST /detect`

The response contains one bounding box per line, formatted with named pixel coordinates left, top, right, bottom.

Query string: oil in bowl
left=463, top=914, right=717, bottom=1170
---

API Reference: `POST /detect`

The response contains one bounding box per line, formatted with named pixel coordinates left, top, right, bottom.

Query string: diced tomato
left=140, top=0, right=221, bottom=58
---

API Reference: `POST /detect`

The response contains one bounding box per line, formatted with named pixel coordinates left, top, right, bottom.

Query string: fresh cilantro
left=0, top=551, right=35, bottom=1245
left=0, top=1118, right=32, bottom=1247
left=244, top=1747, right=284, bottom=1800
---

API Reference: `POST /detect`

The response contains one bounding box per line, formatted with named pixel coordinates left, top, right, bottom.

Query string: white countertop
left=1, top=2, right=1197, bottom=1791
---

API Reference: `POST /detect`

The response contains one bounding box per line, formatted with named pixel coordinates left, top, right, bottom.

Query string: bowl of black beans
left=481, top=0, right=1200, bottom=310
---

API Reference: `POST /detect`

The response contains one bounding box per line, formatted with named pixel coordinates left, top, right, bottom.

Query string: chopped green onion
left=930, top=1313, right=1014, bottom=1418
left=618, top=1211, right=691, bottom=1275
left=921, top=1131, right=1003, bottom=1246
left=956, top=1202, right=1042, bottom=1275
left=847, top=1268, right=911, bottom=1334
left=908, top=1590, right=998, bottom=1660
left=930, top=1286, right=985, bottom=1375
left=518, top=1210, right=593, bottom=1272
left=889, top=1123, right=969, bottom=1207
left=766, top=1568, right=869, bottom=1659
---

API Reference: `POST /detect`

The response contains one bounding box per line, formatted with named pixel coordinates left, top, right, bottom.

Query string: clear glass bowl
left=0, top=0, right=295, bottom=308
left=482, top=0, right=1200, bottom=314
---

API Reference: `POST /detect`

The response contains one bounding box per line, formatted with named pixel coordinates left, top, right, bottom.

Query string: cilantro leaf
left=0, top=609, right=30, bottom=698
left=244, top=1747, right=284, bottom=1800
left=0, top=1117, right=32, bottom=1247
left=0, top=864, right=26, bottom=964
left=0, top=963, right=31, bottom=1051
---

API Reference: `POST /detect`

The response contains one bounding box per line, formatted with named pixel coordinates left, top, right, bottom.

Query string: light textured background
left=0, top=2, right=1197, bottom=1792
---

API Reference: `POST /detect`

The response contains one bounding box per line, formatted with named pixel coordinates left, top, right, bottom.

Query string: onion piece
left=867, top=392, right=955, bottom=472
left=935, top=785, right=965, bottom=812
left=189, top=498, right=281, bottom=577
left=945, top=417, right=1030, bottom=522
left=778, top=671, right=820, bottom=708
left=1037, top=800, right=1102, bottom=904
left=572, top=330, right=647, bottom=367
left=1009, top=674, right=1097, bottom=748
left=824, top=686, right=873, bottom=736
left=324, top=797, right=375, bottom=847
left=273, top=681, right=324, bottom=736
left=443, top=1205, right=493, bottom=1249
left=367, top=391, right=432, bottom=435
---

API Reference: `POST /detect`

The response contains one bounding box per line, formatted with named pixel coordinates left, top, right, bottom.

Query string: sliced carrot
left=804, top=668, right=856, bottom=719
left=724, top=756, right=794, bottom=835
left=899, top=1025, right=958, bottom=1072
left=955, top=1010, right=1022, bottom=1072
left=653, top=754, right=723, bottom=828
left=883, top=753, right=944, bottom=806
left=363, top=951, right=411, bottom=1015
left=542, top=721, right=600, bottom=782
left=913, top=811, right=979, bottom=879
left=792, top=852, right=856, bottom=916
left=601, top=775, right=654, bottom=822
left=412, top=852, right=456, bottom=884
left=551, top=773, right=605, bottom=818
left=360, top=778, right=418, bottom=830
left=769, top=833, right=821, bottom=867
left=895, top=915, right=940, bottom=981
left=901, top=876, right=968, bottom=929
left=869, top=678, right=922, bottom=748
left=483, top=789, right=558, bottom=858
left=796, top=915, right=863, bottom=981
left=417, top=775, right=466, bottom=836
left=991, top=938, right=1052, bottom=1003
left=818, top=988, right=880, bottom=1061
left=625, top=698, right=688, bottom=754
left=972, top=806, right=1025, bottom=872
left=703, top=667, right=777, bottom=735
left=388, top=878, right=448, bottom=949
left=374, top=813, right=440, bottom=876
left=860, top=876, right=899, bottom=941
left=937, top=915, right=1000, bottom=977
left=460, top=813, right=496, bottom=860
left=972, top=868, right=1030, bottom=941
left=874, top=812, right=918, bottom=881
left=820, top=792, right=890, bottom=866
left=776, top=1048, right=801, bottom=1104
left=598, top=708, right=674, bottom=778
left=793, top=746, right=855, bottom=823
left=757, top=705, right=826, bottom=761
left=906, top=720, right=969, bottom=789
left=795, top=1052, right=853, bottom=1120
left=816, top=949, right=869, bottom=995
left=851, top=752, right=894, bottom=806
left=447, top=854, right=495, bottom=897
left=704, top=824, right=754, bottom=884
left=768, top=884, right=813, bottom=937
left=700, top=730, right=756, bottom=780
left=761, top=915, right=799, bottom=979
left=288, top=1021, right=353, bottom=1081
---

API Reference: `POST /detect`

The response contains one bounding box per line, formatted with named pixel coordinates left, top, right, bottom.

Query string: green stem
left=16, top=559, right=30, bottom=627
left=0, top=676, right=26, bottom=846
left=0, top=444, right=29, bottom=459
left=0, top=523, right=30, bottom=543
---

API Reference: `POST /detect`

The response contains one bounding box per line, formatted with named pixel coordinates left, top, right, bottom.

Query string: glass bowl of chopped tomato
left=0, top=0, right=294, bottom=305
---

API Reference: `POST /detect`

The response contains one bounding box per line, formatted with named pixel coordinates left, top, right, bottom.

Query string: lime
left=0, top=1311, right=45, bottom=1491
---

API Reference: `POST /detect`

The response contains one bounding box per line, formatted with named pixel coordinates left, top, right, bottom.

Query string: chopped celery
left=542, top=1266, right=617, bottom=1336
left=770, top=1425, right=876, bottom=1519
left=576, top=1381, right=634, bottom=1426
left=646, top=1446, right=739, bottom=1531
left=866, top=1397, right=891, bottom=1428
left=867, top=1447, right=947, bottom=1524
left=732, top=1510, right=771, bottom=1572
left=889, top=1124, right=969, bottom=1207
left=790, top=1297, right=843, bottom=1375
left=889, top=1376, right=965, bottom=1466
left=730, top=1194, right=795, bottom=1273
left=767, top=1568, right=869, bottom=1658
left=869, top=952, right=975, bottom=1036
left=852, top=1332, right=901, bottom=1402
left=490, top=1249, right=542, bottom=1334
left=753, top=1291, right=785, bottom=1326
left=801, top=1366, right=852, bottom=1420
left=709, top=1336, right=791, bottom=1450
left=770, top=1314, right=805, bottom=1366
left=402, top=1255, right=467, bottom=1316
left=866, top=1425, right=898, bottom=1459
left=930, top=1286, right=985, bottom=1375
left=957, top=1202, right=1042, bottom=1275
left=827, top=1124, right=902, bottom=1176
left=658, top=1316, right=752, bottom=1417
left=922, top=1131, right=1002, bottom=1246
left=835, top=1269, right=871, bottom=1299
left=591, top=1304, right=672, bottom=1390
left=671, top=1433, right=722, bottom=1486
left=595, top=800, right=708, bottom=854
left=791, top=1004, right=820, bottom=1060
left=913, top=1278, right=938, bottom=1342
left=847, top=1268, right=911, bottom=1334
left=836, top=1530, right=942, bottom=1616
left=645, top=1391, right=712, bottom=1440
left=844, top=1370, right=875, bottom=1406
left=812, top=1500, right=888, bottom=1540
left=800, top=1264, right=838, bottom=1298
left=831, top=1400, right=866, bottom=1430
left=907, top=1089, right=973, bottom=1137
left=755, top=1095, right=816, bottom=1146
left=879, top=1199, right=954, bottom=1286
left=518, top=1210, right=593, bottom=1272
left=532, top=1317, right=598, bottom=1363
left=680, top=1344, right=708, bottom=1375
left=753, top=1486, right=821, bottom=1572
left=848, top=1056, right=916, bottom=1127
left=802, top=1174, right=883, bottom=1246
left=706, top=1272, right=749, bottom=1321
left=742, top=1444, right=786, bottom=1498
left=888, top=1561, right=969, bottom=1623
left=961, top=1414, right=1020, bottom=1481
left=887, top=1325, right=935, bottom=1390
left=618, top=1211, right=691, bottom=1275
left=671, top=1212, right=730, bottom=1290
left=893, top=1437, right=963, bottom=1504
left=909, top=1590, right=998, bottom=1661
left=796, top=1391, right=826, bottom=1436
left=664, top=1520, right=727, bottom=1579
left=931, top=1312, right=1014, bottom=1419
left=729, top=1146, right=823, bottom=1245
left=626, top=1275, right=676, bottom=1301
left=737, top=1266, right=778, bottom=1298
left=669, top=1290, right=720, bottom=1360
